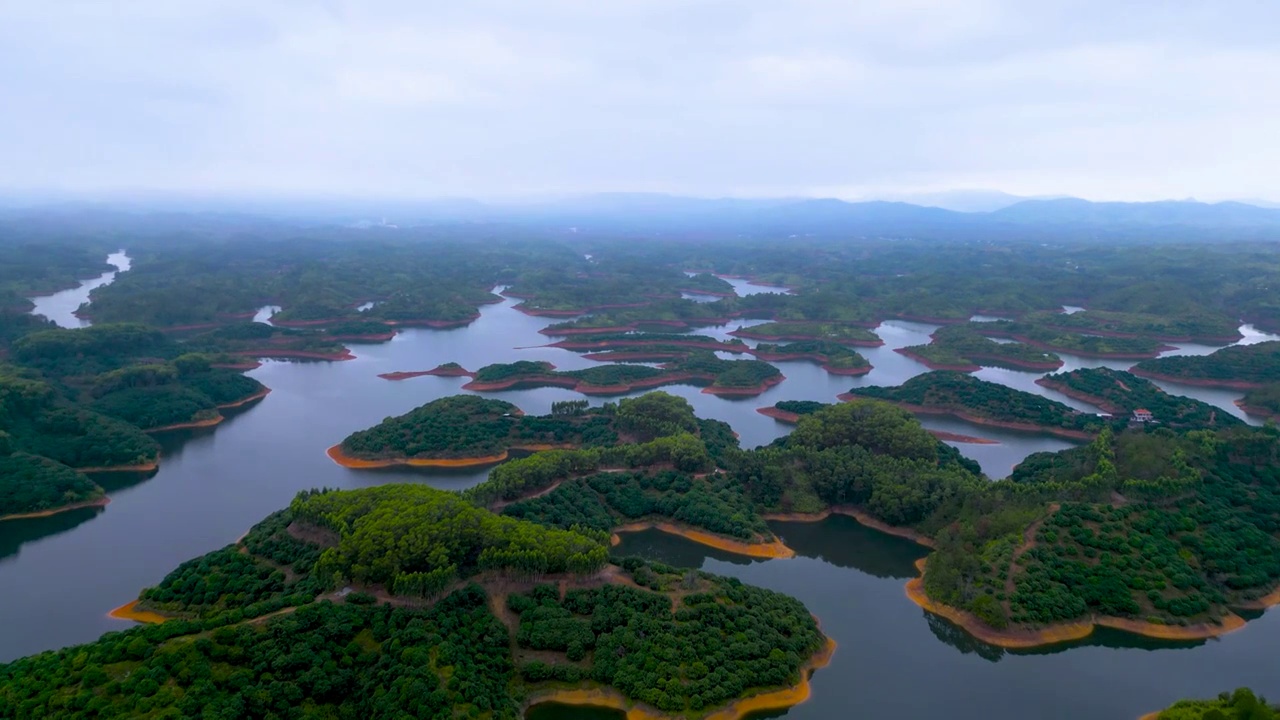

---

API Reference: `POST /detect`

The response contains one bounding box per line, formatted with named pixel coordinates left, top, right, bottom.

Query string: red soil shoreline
left=1, top=496, right=110, bottom=522
left=838, top=395, right=1093, bottom=441
left=378, top=366, right=477, bottom=381
left=611, top=521, right=795, bottom=559
left=1128, top=368, right=1265, bottom=390
left=384, top=314, right=480, bottom=329
left=217, top=387, right=272, bottom=409
left=75, top=460, right=159, bottom=473
left=514, top=302, right=650, bottom=318
left=701, top=373, right=786, bottom=396
left=977, top=331, right=1173, bottom=359
left=146, top=416, right=224, bottom=433
left=762, top=505, right=937, bottom=548
left=1235, top=399, right=1277, bottom=419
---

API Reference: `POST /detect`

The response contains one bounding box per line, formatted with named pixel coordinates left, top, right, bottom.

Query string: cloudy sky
left=3, top=1, right=1278, bottom=202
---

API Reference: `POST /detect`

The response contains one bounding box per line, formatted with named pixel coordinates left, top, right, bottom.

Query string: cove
left=610, top=518, right=1280, bottom=720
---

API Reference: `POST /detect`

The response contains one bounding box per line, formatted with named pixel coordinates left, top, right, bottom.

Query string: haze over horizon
left=4, top=1, right=1278, bottom=204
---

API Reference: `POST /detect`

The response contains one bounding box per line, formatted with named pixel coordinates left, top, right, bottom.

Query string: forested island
left=845, top=371, right=1102, bottom=439
left=728, top=321, right=883, bottom=346
left=1038, top=368, right=1243, bottom=431
left=456, top=355, right=784, bottom=396
left=898, top=325, right=1063, bottom=372
left=1132, top=341, right=1280, bottom=388
left=0, top=484, right=831, bottom=719
left=749, top=340, right=872, bottom=375
left=974, top=319, right=1173, bottom=359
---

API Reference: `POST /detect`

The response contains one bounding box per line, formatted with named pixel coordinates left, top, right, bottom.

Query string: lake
left=5, top=254, right=1278, bottom=718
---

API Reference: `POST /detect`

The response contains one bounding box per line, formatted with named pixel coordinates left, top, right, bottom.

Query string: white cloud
left=1, top=0, right=1278, bottom=201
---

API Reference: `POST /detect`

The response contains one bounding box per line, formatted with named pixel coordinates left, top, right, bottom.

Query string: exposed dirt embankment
left=0, top=496, right=110, bottom=522
left=610, top=520, right=796, bottom=559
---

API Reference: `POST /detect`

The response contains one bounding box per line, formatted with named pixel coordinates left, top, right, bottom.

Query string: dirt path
left=1004, top=503, right=1059, bottom=605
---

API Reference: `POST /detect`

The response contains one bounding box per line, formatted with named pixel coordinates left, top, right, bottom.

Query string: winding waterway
left=5, top=256, right=1279, bottom=718
left=26, top=250, right=129, bottom=328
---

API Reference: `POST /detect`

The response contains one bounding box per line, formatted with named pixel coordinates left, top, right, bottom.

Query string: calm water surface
left=6, top=256, right=1278, bottom=718
left=27, top=251, right=129, bottom=328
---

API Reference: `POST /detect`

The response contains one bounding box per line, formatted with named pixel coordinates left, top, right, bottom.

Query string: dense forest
left=750, top=340, right=872, bottom=373
left=0, top=482, right=827, bottom=719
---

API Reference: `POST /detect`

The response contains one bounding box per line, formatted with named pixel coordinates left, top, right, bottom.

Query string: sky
left=3, top=1, right=1279, bottom=203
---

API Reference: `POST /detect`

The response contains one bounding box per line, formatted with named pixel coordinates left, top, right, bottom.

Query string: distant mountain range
left=6, top=192, right=1280, bottom=241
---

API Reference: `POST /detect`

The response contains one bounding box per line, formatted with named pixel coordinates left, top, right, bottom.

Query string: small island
left=1037, top=367, right=1242, bottom=431
left=1131, top=340, right=1280, bottom=389
left=749, top=340, right=873, bottom=375
left=897, top=325, right=1063, bottom=372
left=974, top=319, right=1174, bottom=359
left=728, top=321, right=883, bottom=346
left=455, top=355, right=785, bottom=396
left=844, top=371, right=1101, bottom=440
left=377, top=361, right=476, bottom=381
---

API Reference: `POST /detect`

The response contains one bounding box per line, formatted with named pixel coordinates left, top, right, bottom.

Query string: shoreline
left=1234, top=399, right=1277, bottom=420
left=905, top=558, right=1254, bottom=649
left=147, top=415, right=224, bottom=433
left=893, top=347, right=981, bottom=372
left=1129, top=368, right=1265, bottom=390
left=378, top=366, right=477, bottom=381
left=549, top=338, right=748, bottom=353
left=839, top=395, right=1094, bottom=441
left=107, top=600, right=169, bottom=624
left=749, top=351, right=873, bottom=375
left=75, top=460, right=159, bottom=473
left=327, top=443, right=573, bottom=470
left=0, top=495, right=110, bottom=522
left=700, top=374, right=785, bottom=396
left=217, top=387, right=272, bottom=410
left=1036, top=323, right=1242, bottom=345
left=521, top=636, right=835, bottom=720
left=235, top=348, right=356, bottom=362
left=611, top=520, right=796, bottom=559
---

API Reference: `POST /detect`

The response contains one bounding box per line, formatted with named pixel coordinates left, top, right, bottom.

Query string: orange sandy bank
left=905, top=558, right=1249, bottom=648
left=524, top=636, right=836, bottom=720
left=147, top=415, right=224, bottom=433
left=107, top=600, right=169, bottom=624
left=1234, top=583, right=1280, bottom=612
left=217, top=387, right=272, bottom=409
left=611, top=521, right=795, bottom=559
left=0, top=496, right=110, bottom=522
left=75, top=460, right=159, bottom=473
left=763, top=506, right=937, bottom=549
left=326, top=443, right=573, bottom=469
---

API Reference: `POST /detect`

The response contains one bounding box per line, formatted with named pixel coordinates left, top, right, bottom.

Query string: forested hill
left=0, top=484, right=828, bottom=719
